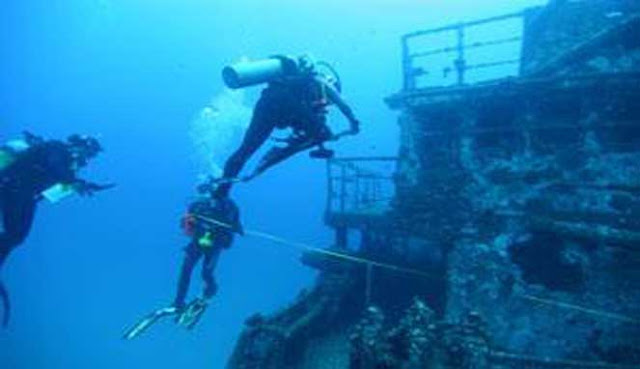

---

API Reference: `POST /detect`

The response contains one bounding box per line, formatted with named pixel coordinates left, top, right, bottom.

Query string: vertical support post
left=455, top=25, right=466, bottom=85
left=354, top=168, right=361, bottom=212
left=340, top=163, right=347, bottom=215
left=326, top=159, right=333, bottom=216
left=336, top=226, right=348, bottom=249
left=402, top=35, right=415, bottom=91
left=365, top=264, right=374, bottom=306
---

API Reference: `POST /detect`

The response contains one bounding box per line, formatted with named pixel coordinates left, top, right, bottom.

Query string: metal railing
left=402, top=11, right=526, bottom=90
left=325, top=157, right=398, bottom=218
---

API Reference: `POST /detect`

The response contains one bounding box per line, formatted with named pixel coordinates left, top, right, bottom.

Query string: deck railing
left=325, top=157, right=398, bottom=219
left=402, top=11, right=526, bottom=90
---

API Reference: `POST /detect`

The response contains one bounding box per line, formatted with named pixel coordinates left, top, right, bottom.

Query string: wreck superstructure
left=228, top=1, right=640, bottom=368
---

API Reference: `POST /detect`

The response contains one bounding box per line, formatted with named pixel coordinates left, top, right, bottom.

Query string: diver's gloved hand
left=234, top=223, right=245, bottom=236
left=349, top=119, right=361, bottom=135
left=74, top=181, right=116, bottom=196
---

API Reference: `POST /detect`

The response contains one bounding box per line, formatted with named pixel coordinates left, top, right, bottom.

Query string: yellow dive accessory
left=198, top=232, right=213, bottom=248
left=1, top=139, right=30, bottom=171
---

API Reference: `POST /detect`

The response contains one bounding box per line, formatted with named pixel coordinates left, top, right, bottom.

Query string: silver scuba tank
left=0, top=139, right=29, bottom=171
left=222, top=56, right=299, bottom=89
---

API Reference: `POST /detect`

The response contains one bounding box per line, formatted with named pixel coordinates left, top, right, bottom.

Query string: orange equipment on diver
left=181, top=213, right=196, bottom=237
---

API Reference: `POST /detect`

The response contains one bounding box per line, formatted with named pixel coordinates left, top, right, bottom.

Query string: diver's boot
left=171, top=302, right=187, bottom=323
left=177, top=297, right=209, bottom=330
left=309, top=144, right=334, bottom=159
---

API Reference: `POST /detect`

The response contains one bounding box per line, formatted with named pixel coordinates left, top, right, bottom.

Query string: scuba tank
left=0, top=150, right=12, bottom=172
left=0, top=139, right=30, bottom=172
left=222, top=55, right=342, bottom=92
left=222, top=56, right=300, bottom=89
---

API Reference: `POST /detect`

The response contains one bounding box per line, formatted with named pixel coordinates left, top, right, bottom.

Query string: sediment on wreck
left=227, top=1, right=640, bottom=368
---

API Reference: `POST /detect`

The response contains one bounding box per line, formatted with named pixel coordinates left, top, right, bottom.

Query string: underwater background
left=0, top=1, right=546, bottom=368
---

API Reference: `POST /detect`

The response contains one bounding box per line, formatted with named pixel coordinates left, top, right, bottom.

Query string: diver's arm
left=71, top=179, right=116, bottom=196
left=324, top=83, right=360, bottom=134
left=38, top=179, right=113, bottom=203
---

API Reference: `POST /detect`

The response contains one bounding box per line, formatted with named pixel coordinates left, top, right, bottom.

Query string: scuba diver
left=0, top=131, right=113, bottom=328
left=215, top=55, right=361, bottom=197
left=123, top=183, right=242, bottom=340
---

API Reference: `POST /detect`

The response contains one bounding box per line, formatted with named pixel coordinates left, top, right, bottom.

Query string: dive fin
left=177, top=298, right=209, bottom=330
left=122, top=306, right=178, bottom=340
left=309, top=145, right=334, bottom=159
left=0, top=280, right=9, bottom=328
left=249, top=139, right=320, bottom=179
left=210, top=138, right=330, bottom=187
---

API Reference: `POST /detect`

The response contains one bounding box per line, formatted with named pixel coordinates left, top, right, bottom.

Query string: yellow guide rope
left=523, top=294, right=640, bottom=325
left=192, top=214, right=640, bottom=325
left=192, top=214, right=437, bottom=279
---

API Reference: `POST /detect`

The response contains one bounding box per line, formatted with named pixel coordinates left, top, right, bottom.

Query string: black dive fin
left=248, top=139, right=320, bottom=180
left=122, top=306, right=178, bottom=340
left=177, top=298, right=209, bottom=330
left=309, top=145, right=334, bottom=159
left=0, top=280, right=9, bottom=328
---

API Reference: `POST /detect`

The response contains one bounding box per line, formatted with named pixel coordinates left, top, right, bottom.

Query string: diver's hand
left=234, top=223, right=245, bottom=236
left=330, top=129, right=355, bottom=141
left=75, top=181, right=116, bottom=196
left=349, top=120, right=361, bottom=135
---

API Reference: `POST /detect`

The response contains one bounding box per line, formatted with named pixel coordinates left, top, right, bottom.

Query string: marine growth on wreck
left=227, top=1, right=640, bottom=368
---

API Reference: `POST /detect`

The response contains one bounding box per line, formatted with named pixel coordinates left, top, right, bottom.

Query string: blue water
left=0, top=0, right=546, bottom=367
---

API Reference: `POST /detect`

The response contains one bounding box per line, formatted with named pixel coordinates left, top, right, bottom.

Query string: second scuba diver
left=0, top=131, right=114, bottom=328
left=123, top=182, right=242, bottom=339
left=215, top=55, right=361, bottom=197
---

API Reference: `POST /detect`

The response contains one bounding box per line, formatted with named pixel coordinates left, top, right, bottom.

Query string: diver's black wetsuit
left=0, top=141, right=76, bottom=260
left=217, top=74, right=359, bottom=197
left=0, top=138, right=107, bottom=327
left=0, top=140, right=76, bottom=327
left=173, top=196, right=241, bottom=309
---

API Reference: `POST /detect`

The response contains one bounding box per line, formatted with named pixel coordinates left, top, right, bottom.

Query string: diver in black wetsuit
left=216, top=56, right=361, bottom=197
left=174, top=187, right=242, bottom=311
left=0, top=132, right=113, bottom=328
left=122, top=185, right=242, bottom=339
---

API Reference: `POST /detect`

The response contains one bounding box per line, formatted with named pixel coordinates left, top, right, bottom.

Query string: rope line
left=192, top=214, right=438, bottom=280
left=191, top=214, right=640, bottom=325
left=523, top=295, right=640, bottom=325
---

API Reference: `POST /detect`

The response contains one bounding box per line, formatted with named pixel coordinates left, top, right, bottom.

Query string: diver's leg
left=252, top=111, right=334, bottom=175
left=217, top=99, right=275, bottom=196
left=0, top=195, right=36, bottom=256
left=201, top=246, right=222, bottom=299
left=0, top=245, right=9, bottom=269
left=0, top=200, right=8, bottom=267
left=0, top=193, right=35, bottom=328
left=173, top=243, right=202, bottom=309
